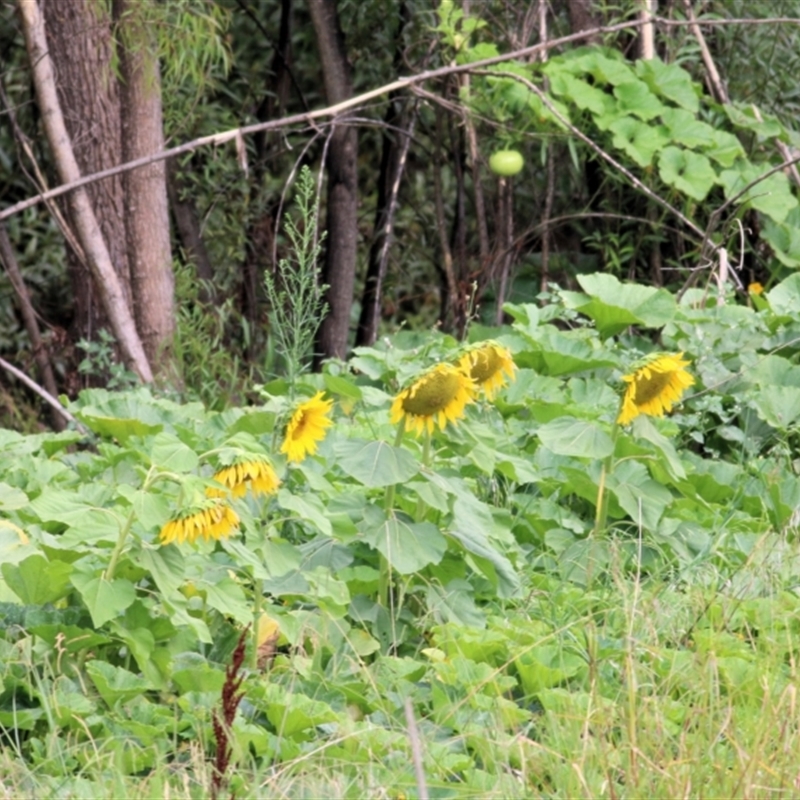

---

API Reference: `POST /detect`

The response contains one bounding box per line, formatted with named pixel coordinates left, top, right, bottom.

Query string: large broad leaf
left=636, top=57, right=699, bottom=112
left=449, top=502, right=519, bottom=597
left=360, top=508, right=446, bottom=574
left=2, top=554, right=72, bottom=605
left=549, top=72, right=611, bottom=117
left=658, top=146, right=717, bottom=201
left=0, top=482, right=28, bottom=511
left=767, top=272, right=800, bottom=315
left=609, top=117, right=669, bottom=167
left=608, top=460, right=673, bottom=531
left=537, top=417, right=615, bottom=459
left=86, top=661, right=151, bottom=708
left=613, top=80, right=664, bottom=120
left=763, top=215, right=800, bottom=268
left=333, top=438, right=419, bottom=487
left=751, top=386, right=800, bottom=429
left=560, top=273, right=676, bottom=338
left=71, top=567, right=136, bottom=627
left=138, top=546, right=185, bottom=600
left=660, top=108, right=717, bottom=149
left=513, top=327, right=618, bottom=375
left=76, top=413, right=162, bottom=443
left=199, top=577, right=251, bottom=624
left=719, top=163, right=798, bottom=223
left=278, top=489, right=332, bottom=536
left=149, top=432, right=199, bottom=472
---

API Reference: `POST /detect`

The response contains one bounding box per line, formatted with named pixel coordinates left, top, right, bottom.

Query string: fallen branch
left=0, top=356, right=85, bottom=432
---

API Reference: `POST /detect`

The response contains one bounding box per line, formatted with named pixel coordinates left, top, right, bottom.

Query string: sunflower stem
left=106, top=466, right=159, bottom=581
left=379, top=419, right=407, bottom=608
left=593, top=423, right=620, bottom=538
left=252, top=578, right=264, bottom=671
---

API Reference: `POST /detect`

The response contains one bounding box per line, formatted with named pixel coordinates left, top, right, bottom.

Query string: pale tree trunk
left=113, top=0, right=176, bottom=372
left=308, top=0, right=358, bottom=364
left=19, top=0, right=153, bottom=382
left=39, top=0, right=132, bottom=340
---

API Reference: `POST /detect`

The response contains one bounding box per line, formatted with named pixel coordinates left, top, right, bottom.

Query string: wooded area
left=1, top=0, right=799, bottom=423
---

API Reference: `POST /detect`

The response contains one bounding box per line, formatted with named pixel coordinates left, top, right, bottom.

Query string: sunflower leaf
left=334, top=438, right=419, bottom=487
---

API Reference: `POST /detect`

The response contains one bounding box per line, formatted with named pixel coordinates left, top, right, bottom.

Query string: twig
left=404, top=698, right=429, bottom=800
left=5, top=15, right=798, bottom=223
left=683, top=0, right=728, bottom=104
left=0, top=356, right=85, bottom=432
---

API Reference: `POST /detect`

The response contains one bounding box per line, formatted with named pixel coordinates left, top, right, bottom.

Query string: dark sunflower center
left=403, top=371, right=460, bottom=416
left=633, top=371, right=673, bottom=404
left=470, top=348, right=501, bottom=382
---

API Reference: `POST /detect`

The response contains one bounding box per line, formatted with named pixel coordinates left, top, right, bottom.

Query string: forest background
left=5, top=1, right=800, bottom=798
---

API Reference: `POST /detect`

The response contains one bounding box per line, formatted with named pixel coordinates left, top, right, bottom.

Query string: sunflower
left=390, top=362, right=476, bottom=436
left=207, top=456, right=281, bottom=498
left=457, top=341, right=517, bottom=400
left=280, top=391, right=334, bottom=462
left=159, top=501, right=240, bottom=545
left=617, top=352, right=695, bottom=425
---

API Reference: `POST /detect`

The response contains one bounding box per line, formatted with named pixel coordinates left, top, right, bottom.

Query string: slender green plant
left=264, top=166, right=328, bottom=393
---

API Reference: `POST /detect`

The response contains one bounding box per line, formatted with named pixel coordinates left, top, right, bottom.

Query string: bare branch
left=0, top=355, right=84, bottom=431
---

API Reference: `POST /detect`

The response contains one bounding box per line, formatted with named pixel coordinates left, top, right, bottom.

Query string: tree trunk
left=113, top=0, right=175, bottom=372
left=20, top=0, right=153, bottom=382
left=308, top=0, right=358, bottom=364
left=566, top=0, right=602, bottom=44
left=39, top=0, right=132, bottom=341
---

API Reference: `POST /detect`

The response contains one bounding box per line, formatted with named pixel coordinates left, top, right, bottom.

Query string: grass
left=3, top=531, right=800, bottom=799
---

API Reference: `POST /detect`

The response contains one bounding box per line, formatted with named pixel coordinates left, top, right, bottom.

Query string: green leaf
left=719, top=163, right=797, bottom=223
left=149, top=432, right=199, bottom=472
left=657, top=146, right=717, bottom=201
left=660, top=108, right=717, bottom=149
left=512, top=327, right=618, bottom=375
left=71, top=567, right=136, bottom=627
left=561, top=273, right=676, bottom=338
left=278, top=490, right=332, bottom=536
left=537, top=417, right=614, bottom=459
left=766, top=272, right=800, bottom=314
left=705, top=130, right=745, bottom=167
left=724, top=104, right=785, bottom=139
left=608, top=460, right=673, bottom=530
left=515, top=645, right=585, bottom=694
left=86, top=660, right=151, bottom=707
left=2, top=555, right=72, bottom=605
left=636, top=57, right=699, bottom=112
left=449, top=502, right=519, bottom=597
left=323, top=373, right=363, bottom=400
left=199, top=576, right=251, bottom=624
left=138, top=546, right=185, bottom=599
left=549, top=72, right=611, bottom=117
left=751, top=386, right=800, bottom=429
left=613, top=80, right=664, bottom=120
left=609, top=117, right=669, bottom=167
left=333, top=438, right=419, bottom=487
left=763, top=215, right=800, bottom=267
left=77, top=413, right=162, bottom=443
left=0, top=482, right=28, bottom=511
left=360, top=508, right=446, bottom=574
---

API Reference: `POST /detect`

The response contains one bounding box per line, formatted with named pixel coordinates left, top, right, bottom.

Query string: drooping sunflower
left=159, top=501, right=240, bottom=545
left=390, top=362, right=476, bottom=436
left=617, top=352, right=695, bottom=425
left=207, top=455, right=280, bottom=498
left=280, top=391, right=334, bottom=462
left=457, top=341, right=517, bottom=400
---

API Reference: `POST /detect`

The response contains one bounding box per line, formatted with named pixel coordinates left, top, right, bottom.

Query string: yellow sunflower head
left=280, top=391, right=334, bottom=463
left=457, top=341, right=517, bottom=400
left=390, top=362, right=476, bottom=436
left=207, top=455, right=281, bottom=498
left=159, top=500, right=240, bottom=545
left=617, top=352, right=695, bottom=426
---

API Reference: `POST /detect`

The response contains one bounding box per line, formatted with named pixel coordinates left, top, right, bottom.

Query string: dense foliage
left=4, top=276, right=800, bottom=795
